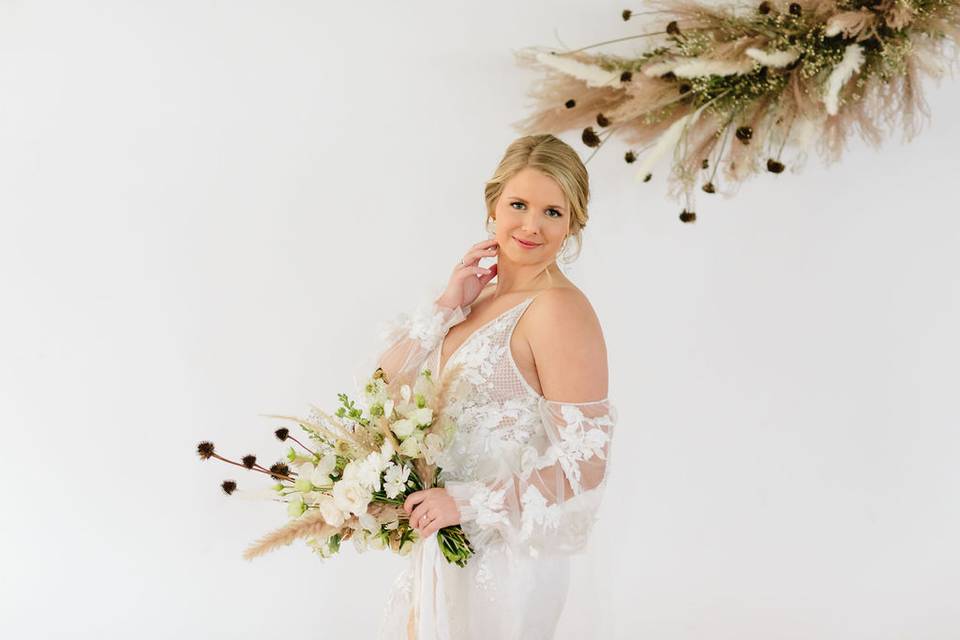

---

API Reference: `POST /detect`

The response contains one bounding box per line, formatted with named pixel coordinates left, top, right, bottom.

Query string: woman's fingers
left=403, top=491, right=428, bottom=514
left=409, top=502, right=430, bottom=529
left=459, top=244, right=498, bottom=268
left=478, top=262, right=497, bottom=286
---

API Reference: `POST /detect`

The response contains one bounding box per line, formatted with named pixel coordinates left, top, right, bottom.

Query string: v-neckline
left=436, top=294, right=535, bottom=380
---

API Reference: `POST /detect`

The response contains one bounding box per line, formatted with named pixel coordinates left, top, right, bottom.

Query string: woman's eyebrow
left=506, top=196, right=565, bottom=210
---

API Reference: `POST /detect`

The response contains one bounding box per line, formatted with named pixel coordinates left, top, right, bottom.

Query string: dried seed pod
left=625, top=151, right=637, bottom=163
left=582, top=126, right=601, bottom=147
left=643, top=173, right=653, bottom=182
left=702, top=182, right=716, bottom=193
left=789, top=3, right=801, bottom=16
left=702, top=158, right=710, bottom=170
left=736, top=126, right=753, bottom=143
left=679, top=209, right=696, bottom=223
left=767, top=158, right=785, bottom=173
left=596, top=113, right=610, bottom=127
left=622, top=9, right=632, bottom=20
left=620, top=70, right=633, bottom=82
left=565, top=99, right=576, bottom=109
left=758, top=1, right=772, bottom=14
left=666, top=20, right=681, bottom=36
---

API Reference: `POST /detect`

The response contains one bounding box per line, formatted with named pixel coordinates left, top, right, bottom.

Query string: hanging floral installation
left=511, top=0, right=960, bottom=222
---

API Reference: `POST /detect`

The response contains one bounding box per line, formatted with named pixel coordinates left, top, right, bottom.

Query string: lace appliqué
left=379, top=302, right=471, bottom=356
left=518, top=485, right=562, bottom=555
left=544, top=404, right=613, bottom=494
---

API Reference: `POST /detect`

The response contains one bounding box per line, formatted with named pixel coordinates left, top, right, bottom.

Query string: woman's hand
left=434, top=238, right=499, bottom=310
left=404, top=487, right=462, bottom=538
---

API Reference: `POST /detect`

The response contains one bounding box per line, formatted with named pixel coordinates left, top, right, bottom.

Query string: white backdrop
left=1, top=1, right=958, bottom=638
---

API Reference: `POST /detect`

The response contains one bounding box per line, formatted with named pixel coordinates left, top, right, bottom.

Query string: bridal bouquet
left=196, top=364, right=474, bottom=567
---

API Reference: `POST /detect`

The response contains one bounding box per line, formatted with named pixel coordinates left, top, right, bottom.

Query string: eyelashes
left=509, top=201, right=563, bottom=218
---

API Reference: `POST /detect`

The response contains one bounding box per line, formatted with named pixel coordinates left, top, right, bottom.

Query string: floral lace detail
left=542, top=405, right=613, bottom=494
left=389, top=302, right=471, bottom=355
left=431, top=298, right=544, bottom=488
left=519, top=485, right=562, bottom=547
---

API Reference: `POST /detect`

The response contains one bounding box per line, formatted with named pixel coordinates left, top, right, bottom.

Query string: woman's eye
left=511, top=202, right=562, bottom=218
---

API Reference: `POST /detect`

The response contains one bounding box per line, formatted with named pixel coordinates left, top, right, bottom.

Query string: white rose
left=391, top=418, right=416, bottom=439
left=332, top=479, right=372, bottom=516
left=409, top=407, right=433, bottom=427
left=399, top=435, right=422, bottom=458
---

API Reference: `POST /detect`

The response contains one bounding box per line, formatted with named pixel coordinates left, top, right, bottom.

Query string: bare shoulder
left=524, top=286, right=608, bottom=402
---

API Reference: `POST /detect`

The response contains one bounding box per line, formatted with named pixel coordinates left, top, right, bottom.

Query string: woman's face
left=492, top=167, right=570, bottom=266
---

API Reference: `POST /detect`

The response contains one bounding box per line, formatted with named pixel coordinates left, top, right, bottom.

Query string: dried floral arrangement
left=511, top=0, right=960, bottom=222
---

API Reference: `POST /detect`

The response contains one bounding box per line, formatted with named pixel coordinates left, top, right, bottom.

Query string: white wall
left=1, top=2, right=958, bottom=638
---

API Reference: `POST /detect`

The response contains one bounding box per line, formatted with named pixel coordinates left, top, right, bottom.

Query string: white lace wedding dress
left=370, top=288, right=618, bottom=640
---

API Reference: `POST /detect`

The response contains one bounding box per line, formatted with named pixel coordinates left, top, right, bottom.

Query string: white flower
left=399, top=434, right=423, bottom=457
left=354, top=456, right=383, bottom=493
left=391, top=418, right=416, bottom=439
left=315, top=493, right=345, bottom=527
left=422, top=432, right=445, bottom=465
left=383, top=463, right=412, bottom=499
left=332, top=478, right=372, bottom=516
left=368, top=534, right=387, bottom=550
left=400, top=384, right=411, bottom=403
left=310, top=454, right=337, bottom=489
left=358, top=511, right=380, bottom=534
left=287, top=493, right=305, bottom=518
left=408, top=407, right=433, bottom=427
left=383, top=398, right=395, bottom=419
left=398, top=538, right=414, bottom=556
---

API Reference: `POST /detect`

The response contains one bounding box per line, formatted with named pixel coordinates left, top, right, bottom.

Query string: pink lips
left=514, top=236, right=541, bottom=248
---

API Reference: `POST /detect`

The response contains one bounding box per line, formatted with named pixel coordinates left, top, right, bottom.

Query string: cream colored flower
left=408, top=407, right=433, bottom=427
left=315, top=493, right=346, bottom=527
left=332, top=478, right=372, bottom=516
left=310, top=453, right=337, bottom=489
left=287, top=493, right=305, bottom=518
left=391, top=418, right=416, bottom=439
left=358, top=511, right=380, bottom=534
left=399, top=434, right=423, bottom=457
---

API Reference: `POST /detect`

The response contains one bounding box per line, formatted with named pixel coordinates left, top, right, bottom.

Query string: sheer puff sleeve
left=443, top=397, right=617, bottom=558
left=368, top=292, right=471, bottom=392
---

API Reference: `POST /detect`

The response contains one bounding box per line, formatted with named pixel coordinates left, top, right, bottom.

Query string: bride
left=372, top=134, right=617, bottom=639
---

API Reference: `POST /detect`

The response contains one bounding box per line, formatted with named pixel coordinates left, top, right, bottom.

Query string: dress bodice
left=420, top=295, right=550, bottom=485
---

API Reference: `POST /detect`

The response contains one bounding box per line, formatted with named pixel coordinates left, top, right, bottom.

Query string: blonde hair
left=484, top=134, right=590, bottom=263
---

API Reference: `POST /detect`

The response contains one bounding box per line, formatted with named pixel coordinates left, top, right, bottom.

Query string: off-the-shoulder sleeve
left=443, top=397, right=617, bottom=557
left=372, top=294, right=471, bottom=392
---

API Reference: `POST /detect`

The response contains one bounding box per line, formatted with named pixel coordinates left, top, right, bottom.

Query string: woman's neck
left=492, top=260, right=563, bottom=297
